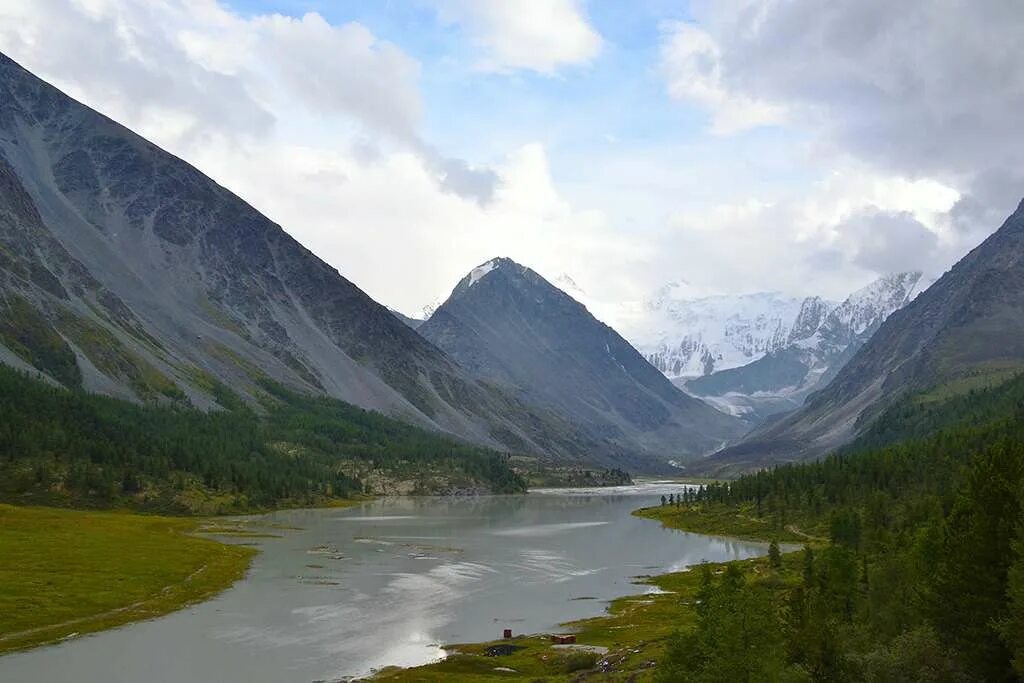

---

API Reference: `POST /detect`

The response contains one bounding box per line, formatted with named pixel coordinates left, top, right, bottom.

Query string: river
left=0, top=482, right=774, bottom=682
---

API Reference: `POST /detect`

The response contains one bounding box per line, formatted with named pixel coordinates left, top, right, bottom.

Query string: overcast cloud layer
left=0, top=0, right=1020, bottom=331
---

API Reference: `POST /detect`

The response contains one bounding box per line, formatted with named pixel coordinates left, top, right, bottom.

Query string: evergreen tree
left=1001, top=521, right=1024, bottom=677
left=768, top=539, right=781, bottom=569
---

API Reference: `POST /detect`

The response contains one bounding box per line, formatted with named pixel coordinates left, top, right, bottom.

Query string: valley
left=1, top=4, right=1023, bottom=682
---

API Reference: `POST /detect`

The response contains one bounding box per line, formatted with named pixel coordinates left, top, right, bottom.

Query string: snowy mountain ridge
left=678, top=271, right=923, bottom=423
left=622, top=273, right=922, bottom=383
left=625, top=290, right=821, bottom=380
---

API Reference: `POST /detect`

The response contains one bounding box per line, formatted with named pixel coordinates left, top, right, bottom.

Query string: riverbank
left=634, top=501, right=828, bottom=545
left=0, top=498, right=374, bottom=655
left=0, top=504, right=259, bottom=654
left=369, top=500, right=815, bottom=681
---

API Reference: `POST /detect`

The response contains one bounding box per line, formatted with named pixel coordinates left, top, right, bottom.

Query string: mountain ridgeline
left=0, top=51, right=621, bottom=469
left=701, top=198, right=1024, bottom=474
left=683, top=273, right=921, bottom=423
left=418, top=258, right=746, bottom=471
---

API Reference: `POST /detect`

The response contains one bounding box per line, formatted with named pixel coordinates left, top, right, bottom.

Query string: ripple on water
left=491, top=521, right=609, bottom=537
left=511, top=548, right=605, bottom=584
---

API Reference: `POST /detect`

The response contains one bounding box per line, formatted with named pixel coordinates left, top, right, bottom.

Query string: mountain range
left=700, top=199, right=1024, bottom=474
left=4, top=50, right=1023, bottom=481
left=0, top=52, right=749, bottom=475
left=629, top=286, right=811, bottom=380
left=417, top=258, right=746, bottom=470
left=0, top=52, right=609, bottom=464
left=680, top=272, right=922, bottom=423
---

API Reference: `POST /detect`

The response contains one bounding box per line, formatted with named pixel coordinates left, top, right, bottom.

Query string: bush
left=561, top=652, right=598, bottom=673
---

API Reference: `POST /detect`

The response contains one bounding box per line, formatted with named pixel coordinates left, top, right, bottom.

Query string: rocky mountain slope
left=0, top=52, right=601, bottom=462
left=698, top=200, right=1024, bottom=474
left=685, top=273, right=921, bottom=422
left=418, top=258, right=747, bottom=469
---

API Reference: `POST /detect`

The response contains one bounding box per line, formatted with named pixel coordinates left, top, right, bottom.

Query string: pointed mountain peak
left=418, top=256, right=746, bottom=469
left=814, top=271, right=923, bottom=344
left=448, top=256, right=547, bottom=301
left=788, top=295, right=833, bottom=344
left=839, top=271, right=922, bottom=315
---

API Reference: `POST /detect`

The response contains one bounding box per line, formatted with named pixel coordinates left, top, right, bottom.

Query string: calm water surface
left=0, top=483, right=774, bottom=682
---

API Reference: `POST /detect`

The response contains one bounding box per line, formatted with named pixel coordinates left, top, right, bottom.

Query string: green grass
left=0, top=504, right=255, bottom=654
left=914, top=362, right=1024, bottom=404
left=634, top=502, right=826, bottom=545
left=373, top=503, right=812, bottom=681
left=0, top=295, right=81, bottom=388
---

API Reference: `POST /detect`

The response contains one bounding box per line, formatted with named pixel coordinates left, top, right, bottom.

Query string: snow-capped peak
left=819, top=271, right=922, bottom=341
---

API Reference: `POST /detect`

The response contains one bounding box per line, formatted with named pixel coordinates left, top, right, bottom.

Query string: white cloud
left=835, top=209, right=939, bottom=275
left=0, top=0, right=608, bottom=317
left=659, top=21, right=783, bottom=134
left=189, top=139, right=637, bottom=316
left=1, top=0, right=1017, bottom=327
left=248, top=14, right=424, bottom=145
left=0, top=0, right=274, bottom=144
left=631, top=168, right=962, bottom=302
left=429, top=0, right=602, bottom=74
left=662, top=0, right=1024, bottom=230
left=0, top=0, right=496, bottom=203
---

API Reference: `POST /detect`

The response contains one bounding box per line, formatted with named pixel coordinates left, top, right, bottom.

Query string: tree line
left=0, top=366, right=526, bottom=513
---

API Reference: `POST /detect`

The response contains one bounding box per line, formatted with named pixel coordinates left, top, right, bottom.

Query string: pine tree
left=768, top=539, right=781, bottom=569
left=802, top=546, right=814, bottom=586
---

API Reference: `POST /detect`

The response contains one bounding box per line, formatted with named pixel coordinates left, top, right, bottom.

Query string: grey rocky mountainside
left=0, top=52, right=609, bottom=463
left=418, top=258, right=747, bottom=468
left=684, top=272, right=921, bottom=424
left=698, top=199, right=1024, bottom=475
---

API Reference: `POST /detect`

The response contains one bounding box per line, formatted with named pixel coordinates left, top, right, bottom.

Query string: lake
left=0, top=482, right=774, bottom=682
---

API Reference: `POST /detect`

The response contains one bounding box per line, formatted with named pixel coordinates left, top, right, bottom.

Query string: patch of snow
left=421, top=298, right=443, bottom=319
left=467, top=259, right=499, bottom=287
left=824, top=271, right=921, bottom=338
left=553, top=273, right=586, bottom=298
left=699, top=394, right=756, bottom=417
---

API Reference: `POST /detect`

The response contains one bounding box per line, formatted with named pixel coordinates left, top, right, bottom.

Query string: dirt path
left=0, top=563, right=211, bottom=643
left=785, top=524, right=827, bottom=542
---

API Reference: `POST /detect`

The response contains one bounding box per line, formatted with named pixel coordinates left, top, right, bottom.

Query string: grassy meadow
left=0, top=504, right=255, bottom=654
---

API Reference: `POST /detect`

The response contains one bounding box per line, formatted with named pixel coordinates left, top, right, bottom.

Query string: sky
left=1, top=0, right=1022, bottom=325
